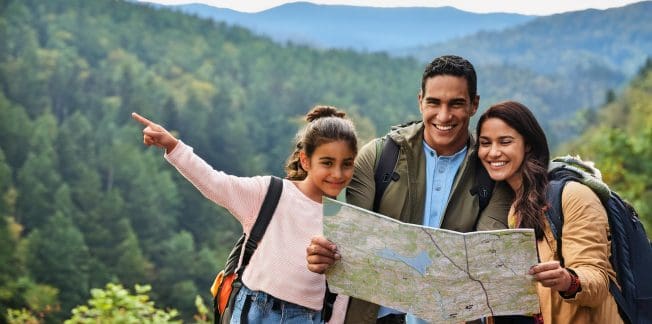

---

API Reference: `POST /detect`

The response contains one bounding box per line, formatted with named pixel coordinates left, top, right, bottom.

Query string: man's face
left=418, top=75, right=479, bottom=156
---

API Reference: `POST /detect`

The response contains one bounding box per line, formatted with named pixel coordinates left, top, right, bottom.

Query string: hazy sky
left=139, top=0, right=642, bottom=15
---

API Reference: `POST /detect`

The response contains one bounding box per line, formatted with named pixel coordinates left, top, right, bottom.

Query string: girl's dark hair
left=285, top=105, right=358, bottom=180
left=476, top=101, right=550, bottom=240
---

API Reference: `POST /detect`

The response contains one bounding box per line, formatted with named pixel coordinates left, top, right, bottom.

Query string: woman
left=476, top=101, right=623, bottom=323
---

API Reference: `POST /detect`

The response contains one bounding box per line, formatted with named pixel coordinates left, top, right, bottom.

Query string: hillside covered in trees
left=0, top=0, right=650, bottom=322
left=0, top=0, right=418, bottom=321
left=562, top=59, right=652, bottom=233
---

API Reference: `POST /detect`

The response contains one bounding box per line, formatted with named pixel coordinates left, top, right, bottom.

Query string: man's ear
left=470, top=95, right=480, bottom=116
left=299, top=151, right=310, bottom=171
left=417, top=89, right=424, bottom=113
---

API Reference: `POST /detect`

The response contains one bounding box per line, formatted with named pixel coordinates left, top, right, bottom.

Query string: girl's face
left=300, top=140, right=356, bottom=200
left=478, top=118, right=527, bottom=191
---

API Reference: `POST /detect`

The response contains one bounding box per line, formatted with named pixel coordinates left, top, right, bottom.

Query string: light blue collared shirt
left=379, top=142, right=467, bottom=322
left=422, top=142, right=467, bottom=229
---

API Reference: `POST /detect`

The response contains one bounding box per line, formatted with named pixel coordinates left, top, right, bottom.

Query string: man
left=307, top=55, right=514, bottom=324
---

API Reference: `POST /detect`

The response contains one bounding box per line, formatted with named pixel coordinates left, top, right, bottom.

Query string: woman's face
left=478, top=117, right=527, bottom=191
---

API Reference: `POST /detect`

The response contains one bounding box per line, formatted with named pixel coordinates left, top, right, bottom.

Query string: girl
left=476, top=101, right=623, bottom=323
left=132, top=105, right=357, bottom=323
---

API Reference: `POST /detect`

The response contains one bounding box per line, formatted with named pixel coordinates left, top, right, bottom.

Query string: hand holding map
left=306, top=235, right=341, bottom=274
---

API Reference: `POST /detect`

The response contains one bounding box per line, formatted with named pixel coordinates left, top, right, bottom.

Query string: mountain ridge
left=149, top=1, right=535, bottom=51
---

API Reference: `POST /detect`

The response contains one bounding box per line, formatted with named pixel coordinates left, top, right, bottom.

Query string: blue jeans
left=230, top=284, right=323, bottom=323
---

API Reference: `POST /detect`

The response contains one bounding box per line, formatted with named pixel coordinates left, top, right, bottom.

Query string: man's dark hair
left=421, top=55, right=477, bottom=99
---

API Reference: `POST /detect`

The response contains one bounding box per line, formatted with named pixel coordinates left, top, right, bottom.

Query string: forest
left=0, top=0, right=650, bottom=322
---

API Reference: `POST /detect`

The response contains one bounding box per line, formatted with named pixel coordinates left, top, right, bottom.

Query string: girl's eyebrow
left=318, top=156, right=355, bottom=161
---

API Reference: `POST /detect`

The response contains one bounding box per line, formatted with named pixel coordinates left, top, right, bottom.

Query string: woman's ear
left=299, top=151, right=311, bottom=171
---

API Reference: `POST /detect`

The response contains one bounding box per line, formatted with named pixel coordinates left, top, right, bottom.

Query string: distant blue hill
left=151, top=1, right=534, bottom=52
left=402, top=1, right=652, bottom=76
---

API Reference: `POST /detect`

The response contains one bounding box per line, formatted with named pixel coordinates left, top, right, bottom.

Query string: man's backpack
left=373, top=131, right=494, bottom=216
left=210, top=176, right=283, bottom=324
left=545, top=156, right=652, bottom=324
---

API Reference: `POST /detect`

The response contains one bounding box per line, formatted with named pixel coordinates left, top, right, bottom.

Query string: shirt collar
left=422, top=141, right=468, bottom=159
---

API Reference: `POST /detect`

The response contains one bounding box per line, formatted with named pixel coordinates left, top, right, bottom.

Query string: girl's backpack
left=210, top=176, right=283, bottom=324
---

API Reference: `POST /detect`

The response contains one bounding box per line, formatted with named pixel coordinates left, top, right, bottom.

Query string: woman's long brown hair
left=476, top=101, right=550, bottom=240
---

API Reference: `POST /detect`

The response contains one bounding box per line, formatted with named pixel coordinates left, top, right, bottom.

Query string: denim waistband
left=240, top=284, right=319, bottom=313
left=238, top=284, right=322, bottom=323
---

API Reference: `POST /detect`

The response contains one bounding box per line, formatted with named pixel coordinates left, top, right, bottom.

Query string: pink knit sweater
left=165, top=141, right=326, bottom=310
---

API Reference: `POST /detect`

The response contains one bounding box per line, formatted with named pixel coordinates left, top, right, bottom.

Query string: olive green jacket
left=343, top=122, right=514, bottom=323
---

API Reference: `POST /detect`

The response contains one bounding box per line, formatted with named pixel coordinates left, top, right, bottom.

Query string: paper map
left=323, top=198, right=540, bottom=323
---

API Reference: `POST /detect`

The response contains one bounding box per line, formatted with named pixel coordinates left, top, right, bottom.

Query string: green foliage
left=26, top=212, right=90, bottom=316
left=0, top=93, right=33, bottom=168
left=0, top=215, right=20, bottom=322
left=155, top=232, right=201, bottom=317
left=192, top=295, right=211, bottom=324
left=113, top=223, right=154, bottom=288
left=562, top=63, right=652, bottom=235
left=20, top=281, right=59, bottom=317
left=65, top=283, right=180, bottom=324
left=3, top=277, right=60, bottom=323
left=7, top=308, right=40, bottom=324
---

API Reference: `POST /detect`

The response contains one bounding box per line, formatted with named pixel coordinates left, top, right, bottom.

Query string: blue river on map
left=377, top=248, right=433, bottom=275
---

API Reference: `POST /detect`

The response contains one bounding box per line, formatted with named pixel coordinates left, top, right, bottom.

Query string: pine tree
left=26, top=212, right=91, bottom=316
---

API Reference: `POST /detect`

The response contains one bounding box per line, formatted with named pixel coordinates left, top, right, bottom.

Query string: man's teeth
left=436, top=124, right=453, bottom=130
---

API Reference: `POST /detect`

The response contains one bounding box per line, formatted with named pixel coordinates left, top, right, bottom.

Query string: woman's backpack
left=545, top=156, right=652, bottom=324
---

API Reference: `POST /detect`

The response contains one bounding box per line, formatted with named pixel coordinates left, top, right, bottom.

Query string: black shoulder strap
left=473, top=164, right=495, bottom=214
left=544, top=168, right=585, bottom=267
left=240, top=176, right=284, bottom=269
left=322, top=282, right=337, bottom=322
left=373, top=136, right=400, bottom=212
left=545, top=177, right=568, bottom=267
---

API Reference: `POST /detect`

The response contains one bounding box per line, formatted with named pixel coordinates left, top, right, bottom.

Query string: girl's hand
left=132, top=112, right=178, bottom=154
left=306, top=235, right=340, bottom=274
left=529, top=260, right=572, bottom=292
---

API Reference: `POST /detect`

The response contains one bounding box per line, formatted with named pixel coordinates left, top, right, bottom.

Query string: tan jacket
left=523, top=181, right=624, bottom=323
left=343, top=122, right=514, bottom=323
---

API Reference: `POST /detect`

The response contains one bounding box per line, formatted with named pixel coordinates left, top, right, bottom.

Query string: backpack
left=545, top=155, right=652, bottom=324
left=373, top=128, right=494, bottom=216
left=210, top=176, right=283, bottom=324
